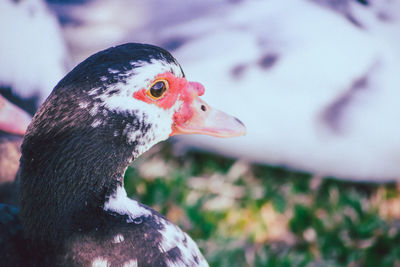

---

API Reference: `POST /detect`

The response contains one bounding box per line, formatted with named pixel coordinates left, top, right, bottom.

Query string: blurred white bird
left=165, top=0, right=400, bottom=181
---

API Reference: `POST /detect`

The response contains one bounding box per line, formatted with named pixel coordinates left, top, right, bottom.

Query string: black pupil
left=150, top=81, right=166, bottom=98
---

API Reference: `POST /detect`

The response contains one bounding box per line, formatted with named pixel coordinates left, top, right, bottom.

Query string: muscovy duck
left=16, top=43, right=245, bottom=266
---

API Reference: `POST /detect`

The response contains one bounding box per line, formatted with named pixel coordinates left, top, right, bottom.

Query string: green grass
left=125, top=142, right=400, bottom=266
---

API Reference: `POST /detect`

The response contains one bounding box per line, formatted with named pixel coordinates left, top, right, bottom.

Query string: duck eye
left=148, top=80, right=168, bottom=99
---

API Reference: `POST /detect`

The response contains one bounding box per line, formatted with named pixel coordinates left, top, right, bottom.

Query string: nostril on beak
left=201, top=105, right=207, bottom=112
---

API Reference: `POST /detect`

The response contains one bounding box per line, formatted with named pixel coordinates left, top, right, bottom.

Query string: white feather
left=103, top=186, right=151, bottom=222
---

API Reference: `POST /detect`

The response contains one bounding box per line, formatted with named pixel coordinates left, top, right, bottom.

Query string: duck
left=13, top=43, right=245, bottom=266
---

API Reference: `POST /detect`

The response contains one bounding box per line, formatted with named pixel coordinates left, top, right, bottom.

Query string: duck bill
left=0, top=95, right=32, bottom=136
left=172, top=96, right=246, bottom=138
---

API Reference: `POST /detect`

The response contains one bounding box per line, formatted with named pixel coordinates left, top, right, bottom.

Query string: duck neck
left=18, top=125, right=139, bottom=248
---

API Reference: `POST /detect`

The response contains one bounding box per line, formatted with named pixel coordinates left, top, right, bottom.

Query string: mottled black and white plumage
left=16, top=43, right=213, bottom=266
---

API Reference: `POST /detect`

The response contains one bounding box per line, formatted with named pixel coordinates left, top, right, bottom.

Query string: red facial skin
left=133, top=72, right=204, bottom=135
left=133, top=72, right=246, bottom=138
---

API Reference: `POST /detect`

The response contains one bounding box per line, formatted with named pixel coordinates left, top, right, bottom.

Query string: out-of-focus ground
left=125, top=142, right=400, bottom=266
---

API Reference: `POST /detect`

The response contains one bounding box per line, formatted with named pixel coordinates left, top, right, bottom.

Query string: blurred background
left=1, top=0, right=400, bottom=265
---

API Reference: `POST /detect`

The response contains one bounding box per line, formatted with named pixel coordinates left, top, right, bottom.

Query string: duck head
left=26, top=43, right=245, bottom=158
left=19, top=43, right=245, bottom=251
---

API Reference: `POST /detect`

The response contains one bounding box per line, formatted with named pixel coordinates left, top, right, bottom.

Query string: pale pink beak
left=171, top=82, right=246, bottom=138
left=0, top=95, right=32, bottom=136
